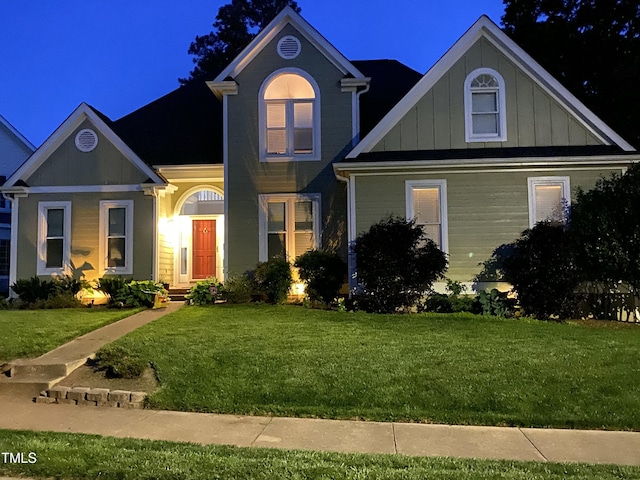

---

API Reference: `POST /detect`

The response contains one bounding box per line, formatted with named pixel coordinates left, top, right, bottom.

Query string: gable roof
left=4, top=103, right=166, bottom=188
left=114, top=81, right=223, bottom=166
left=213, top=6, right=365, bottom=82
left=347, top=15, right=635, bottom=159
left=0, top=114, right=35, bottom=152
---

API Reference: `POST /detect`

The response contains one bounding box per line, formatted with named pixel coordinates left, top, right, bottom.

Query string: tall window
left=37, top=201, right=71, bottom=275
left=259, top=194, right=320, bottom=261
left=260, top=70, right=320, bottom=161
left=100, top=200, right=133, bottom=274
left=464, top=68, right=507, bottom=142
left=528, top=177, right=570, bottom=227
left=406, top=180, right=448, bottom=252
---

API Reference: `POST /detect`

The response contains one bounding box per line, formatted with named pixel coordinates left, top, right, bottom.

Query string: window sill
left=103, top=267, right=133, bottom=276
left=466, top=134, right=507, bottom=143
left=260, top=155, right=321, bottom=163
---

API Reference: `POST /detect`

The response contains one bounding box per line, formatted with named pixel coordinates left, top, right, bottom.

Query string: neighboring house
left=2, top=8, right=638, bottom=296
left=0, top=115, right=35, bottom=295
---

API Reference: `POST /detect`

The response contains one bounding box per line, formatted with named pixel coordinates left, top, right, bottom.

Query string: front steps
left=168, top=287, right=190, bottom=302
left=0, top=359, right=88, bottom=398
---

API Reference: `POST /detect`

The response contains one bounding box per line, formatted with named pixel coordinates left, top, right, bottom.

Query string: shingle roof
left=113, top=82, right=223, bottom=166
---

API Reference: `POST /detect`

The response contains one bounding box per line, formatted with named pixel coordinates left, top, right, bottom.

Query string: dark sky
left=0, top=0, right=505, bottom=146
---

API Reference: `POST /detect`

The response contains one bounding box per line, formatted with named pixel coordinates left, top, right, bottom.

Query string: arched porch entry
left=173, top=186, right=224, bottom=285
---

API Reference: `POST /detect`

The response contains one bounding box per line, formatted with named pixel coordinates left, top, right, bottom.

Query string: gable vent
left=277, top=36, right=301, bottom=60
left=75, top=129, right=98, bottom=152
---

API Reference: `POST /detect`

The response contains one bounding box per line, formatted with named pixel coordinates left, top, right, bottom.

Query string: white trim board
left=212, top=6, right=365, bottom=82
left=4, top=103, right=166, bottom=188
left=347, top=15, right=635, bottom=158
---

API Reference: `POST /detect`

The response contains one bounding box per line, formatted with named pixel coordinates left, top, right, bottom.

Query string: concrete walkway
left=0, top=302, right=182, bottom=399
left=0, top=400, right=639, bottom=466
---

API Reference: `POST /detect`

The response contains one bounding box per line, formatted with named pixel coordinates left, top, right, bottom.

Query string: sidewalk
left=0, top=400, right=639, bottom=466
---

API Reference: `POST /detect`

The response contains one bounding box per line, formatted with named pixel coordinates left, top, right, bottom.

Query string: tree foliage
left=294, top=250, right=347, bottom=304
left=502, top=0, right=640, bottom=148
left=181, top=0, right=300, bottom=84
left=353, top=216, right=448, bottom=314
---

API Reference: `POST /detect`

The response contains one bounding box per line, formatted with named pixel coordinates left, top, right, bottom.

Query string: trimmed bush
left=294, top=250, right=346, bottom=304
left=353, top=216, right=448, bottom=313
left=186, top=278, right=223, bottom=305
left=254, top=258, right=293, bottom=304
left=223, top=274, right=254, bottom=304
left=93, top=344, right=147, bottom=379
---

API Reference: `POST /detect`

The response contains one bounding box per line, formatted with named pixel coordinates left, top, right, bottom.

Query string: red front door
left=192, top=220, right=216, bottom=279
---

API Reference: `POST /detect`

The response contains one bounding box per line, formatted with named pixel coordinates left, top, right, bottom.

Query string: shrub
left=55, top=275, right=90, bottom=296
left=501, top=222, right=582, bottom=319
left=254, top=258, right=293, bottom=304
left=11, top=277, right=59, bottom=304
left=223, top=274, right=253, bottom=304
left=353, top=216, right=448, bottom=313
left=43, top=293, right=82, bottom=309
left=93, top=344, right=146, bottom=379
left=422, top=293, right=453, bottom=313
left=95, top=277, right=130, bottom=304
left=186, top=278, right=223, bottom=305
left=114, top=280, right=167, bottom=308
left=476, top=288, right=516, bottom=317
left=294, top=250, right=346, bottom=303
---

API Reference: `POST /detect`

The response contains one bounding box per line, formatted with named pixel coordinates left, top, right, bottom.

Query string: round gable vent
left=75, top=129, right=98, bottom=152
left=277, top=35, right=301, bottom=59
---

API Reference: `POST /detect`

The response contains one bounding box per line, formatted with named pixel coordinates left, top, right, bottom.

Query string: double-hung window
left=464, top=68, right=507, bottom=142
left=37, top=201, right=71, bottom=275
left=259, top=194, right=320, bottom=261
left=406, top=180, right=449, bottom=252
left=527, top=177, right=570, bottom=227
left=100, top=200, right=133, bottom=274
left=261, top=71, right=320, bottom=161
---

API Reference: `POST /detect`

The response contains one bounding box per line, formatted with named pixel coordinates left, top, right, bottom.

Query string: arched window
left=464, top=68, right=507, bottom=142
left=260, top=70, right=320, bottom=161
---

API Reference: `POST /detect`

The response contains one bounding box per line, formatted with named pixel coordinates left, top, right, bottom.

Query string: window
left=258, top=194, right=321, bottom=261
left=100, top=200, right=133, bottom=274
left=0, top=239, right=8, bottom=276
left=528, top=177, right=570, bottom=228
left=260, top=70, right=320, bottom=161
left=37, top=201, right=71, bottom=275
left=464, top=68, right=507, bottom=142
left=406, top=180, right=448, bottom=253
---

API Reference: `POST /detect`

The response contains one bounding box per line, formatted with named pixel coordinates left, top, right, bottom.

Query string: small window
left=100, top=200, right=133, bottom=274
left=259, top=194, right=321, bottom=261
left=260, top=70, right=320, bottom=161
left=406, top=180, right=448, bottom=253
left=464, top=68, right=507, bottom=142
left=37, top=201, right=71, bottom=275
left=0, top=239, right=8, bottom=276
left=528, top=177, right=570, bottom=228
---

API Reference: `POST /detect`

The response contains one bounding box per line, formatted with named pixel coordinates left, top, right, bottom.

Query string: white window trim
left=258, top=68, right=321, bottom=162
left=527, top=176, right=571, bottom=228
left=258, top=193, right=321, bottom=262
left=99, top=200, right=134, bottom=275
left=405, top=180, right=449, bottom=254
left=37, top=201, right=71, bottom=275
left=464, top=68, right=507, bottom=143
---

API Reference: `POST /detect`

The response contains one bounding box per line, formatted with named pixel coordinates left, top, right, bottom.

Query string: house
left=0, top=115, right=34, bottom=295
left=2, top=8, right=638, bottom=297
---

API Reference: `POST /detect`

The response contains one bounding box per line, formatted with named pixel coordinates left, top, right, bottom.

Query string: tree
left=501, top=0, right=640, bottom=149
left=180, top=0, right=301, bottom=84
left=353, top=216, right=448, bottom=314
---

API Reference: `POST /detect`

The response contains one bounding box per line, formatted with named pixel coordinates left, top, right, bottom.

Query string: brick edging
left=37, top=386, right=146, bottom=409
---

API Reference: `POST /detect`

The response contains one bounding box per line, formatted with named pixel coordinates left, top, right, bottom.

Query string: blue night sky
left=0, top=1, right=506, bottom=147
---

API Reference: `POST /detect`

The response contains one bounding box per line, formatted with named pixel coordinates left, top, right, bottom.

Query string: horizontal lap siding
left=354, top=167, right=623, bottom=281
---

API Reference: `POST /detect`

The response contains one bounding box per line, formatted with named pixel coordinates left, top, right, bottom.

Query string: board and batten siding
left=25, top=120, right=149, bottom=186
left=156, top=193, right=174, bottom=283
left=371, top=38, right=603, bottom=152
left=16, top=192, right=154, bottom=281
left=354, top=167, right=623, bottom=281
left=226, top=23, right=352, bottom=274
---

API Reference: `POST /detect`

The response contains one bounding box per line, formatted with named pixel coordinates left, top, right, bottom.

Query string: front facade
left=2, top=9, right=638, bottom=295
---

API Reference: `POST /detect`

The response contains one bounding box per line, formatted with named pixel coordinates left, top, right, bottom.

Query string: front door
left=192, top=220, right=216, bottom=279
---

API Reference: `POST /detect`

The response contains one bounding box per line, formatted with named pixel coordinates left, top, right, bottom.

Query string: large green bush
left=114, top=280, right=167, bottom=308
left=95, top=277, right=130, bottom=304
left=353, top=216, right=448, bottom=313
left=254, top=258, right=293, bottom=304
left=294, top=250, right=346, bottom=304
left=223, top=274, right=254, bottom=304
left=186, top=278, right=223, bottom=305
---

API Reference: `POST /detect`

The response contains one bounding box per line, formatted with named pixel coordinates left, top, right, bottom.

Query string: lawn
left=0, top=308, right=143, bottom=363
left=111, top=304, right=640, bottom=430
left=1, top=430, right=639, bottom=480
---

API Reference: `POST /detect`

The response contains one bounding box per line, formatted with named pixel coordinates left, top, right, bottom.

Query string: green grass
left=111, top=304, right=640, bottom=430
left=1, top=430, right=639, bottom=479
left=0, top=307, right=143, bottom=363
